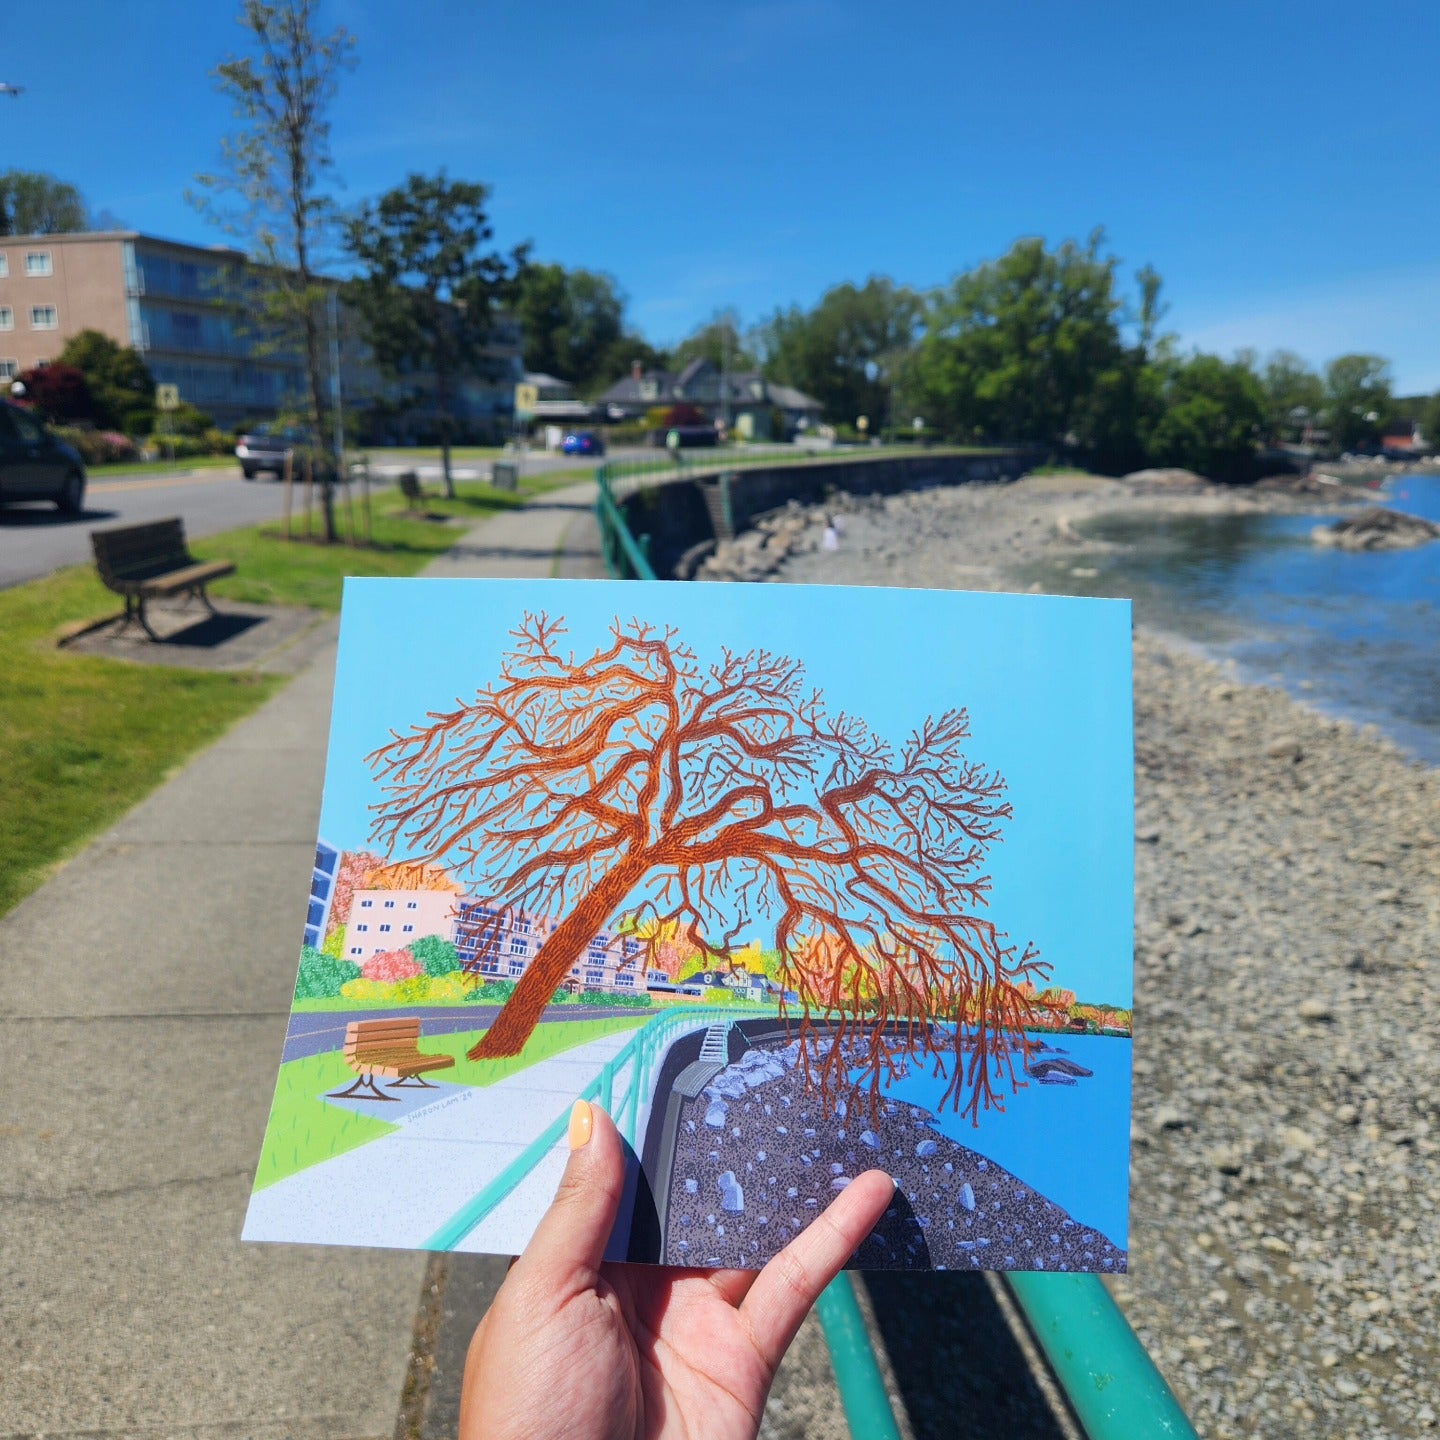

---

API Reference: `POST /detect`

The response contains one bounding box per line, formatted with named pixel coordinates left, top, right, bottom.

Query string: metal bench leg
left=135, top=593, right=162, bottom=642
left=390, top=1074, right=440, bottom=1089
left=195, top=584, right=219, bottom=616
left=327, top=1072, right=399, bottom=1101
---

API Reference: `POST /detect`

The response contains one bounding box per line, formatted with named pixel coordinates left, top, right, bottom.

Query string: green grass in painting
left=253, top=1015, right=646, bottom=1189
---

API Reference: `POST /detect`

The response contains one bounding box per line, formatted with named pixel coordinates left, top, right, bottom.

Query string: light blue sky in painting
left=320, top=578, right=1133, bottom=1006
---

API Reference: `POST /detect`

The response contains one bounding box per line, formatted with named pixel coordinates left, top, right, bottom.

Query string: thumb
left=511, top=1100, right=628, bottom=1294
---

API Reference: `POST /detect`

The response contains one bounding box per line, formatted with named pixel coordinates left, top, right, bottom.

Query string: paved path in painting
left=246, top=1030, right=645, bottom=1254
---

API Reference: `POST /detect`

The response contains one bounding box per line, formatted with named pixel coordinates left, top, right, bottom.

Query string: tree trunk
left=468, top=856, right=649, bottom=1059
left=303, top=301, right=337, bottom=543
left=435, top=308, right=456, bottom=500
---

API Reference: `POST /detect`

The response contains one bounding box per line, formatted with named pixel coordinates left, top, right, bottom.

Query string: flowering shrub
left=361, top=949, right=423, bottom=983
left=339, top=972, right=473, bottom=1004
left=51, top=426, right=141, bottom=465
left=294, top=945, right=360, bottom=1000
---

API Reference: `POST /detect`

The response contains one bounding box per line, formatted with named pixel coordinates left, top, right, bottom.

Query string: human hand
left=459, top=1099, right=894, bottom=1440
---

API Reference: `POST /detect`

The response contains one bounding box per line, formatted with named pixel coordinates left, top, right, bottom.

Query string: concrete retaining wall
left=618, top=450, right=1031, bottom=579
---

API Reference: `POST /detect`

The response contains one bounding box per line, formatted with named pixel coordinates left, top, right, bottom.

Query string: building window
left=616, top=973, right=635, bottom=987
left=514, top=917, right=531, bottom=934
left=350, top=947, right=363, bottom=956
left=383, top=899, right=395, bottom=908
left=0, top=308, right=11, bottom=331
left=407, top=900, right=418, bottom=909
left=25, top=251, right=52, bottom=277
left=0, top=361, right=15, bottom=380
left=509, top=937, right=528, bottom=955
left=30, top=306, right=57, bottom=330
left=0, top=254, right=7, bottom=277
left=379, top=923, right=391, bottom=933
left=479, top=956, right=499, bottom=975
left=623, top=939, right=639, bottom=956
left=585, top=969, right=605, bottom=986
left=402, top=924, right=414, bottom=933
left=508, top=960, right=525, bottom=977
left=360, top=899, right=373, bottom=908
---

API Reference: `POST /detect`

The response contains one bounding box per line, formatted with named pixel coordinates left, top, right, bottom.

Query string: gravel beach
left=701, top=473, right=1440, bottom=1438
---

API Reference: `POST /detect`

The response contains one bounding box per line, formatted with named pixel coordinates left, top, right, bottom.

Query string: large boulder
left=1312, top=506, right=1440, bottom=551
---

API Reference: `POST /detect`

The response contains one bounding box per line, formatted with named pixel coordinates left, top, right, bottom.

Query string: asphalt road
left=0, top=450, right=607, bottom=591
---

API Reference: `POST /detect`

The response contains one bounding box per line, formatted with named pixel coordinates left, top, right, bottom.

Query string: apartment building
left=454, top=900, right=646, bottom=993
left=0, top=230, right=522, bottom=434
left=346, top=886, right=461, bottom=964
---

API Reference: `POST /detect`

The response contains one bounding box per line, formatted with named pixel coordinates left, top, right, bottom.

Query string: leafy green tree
left=294, top=944, right=361, bottom=999
left=671, top=313, right=757, bottom=374
left=194, top=0, right=356, bottom=542
left=343, top=172, right=521, bottom=496
left=0, top=170, right=88, bottom=235
left=910, top=231, right=1128, bottom=446
left=409, top=934, right=460, bottom=978
left=510, top=262, right=630, bottom=392
left=57, top=330, right=156, bottom=433
left=1421, top=392, right=1440, bottom=453
left=757, top=277, right=922, bottom=431
left=1141, top=353, right=1265, bottom=480
left=1260, top=350, right=1325, bottom=443
left=1324, top=353, right=1393, bottom=452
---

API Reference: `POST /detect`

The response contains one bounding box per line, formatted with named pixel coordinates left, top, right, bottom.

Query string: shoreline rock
left=1312, top=506, right=1440, bottom=551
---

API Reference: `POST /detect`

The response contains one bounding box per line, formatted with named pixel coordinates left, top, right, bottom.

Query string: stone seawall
left=617, top=450, right=1030, bottom=578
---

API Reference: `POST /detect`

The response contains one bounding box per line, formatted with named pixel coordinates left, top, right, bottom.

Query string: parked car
left=235, top=423, right=307, bottom=479
left=0, top=401, right=86, bottom=512
left=561, top=430, right=605, bottom=456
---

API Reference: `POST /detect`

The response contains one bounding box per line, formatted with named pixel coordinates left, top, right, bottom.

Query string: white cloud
left=1174, top=265, right=1440, bottom=394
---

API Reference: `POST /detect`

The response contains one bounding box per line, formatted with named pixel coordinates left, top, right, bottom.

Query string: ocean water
left=859, top=1032, right=1132, bottom=1251
left=1033, top=473, right=1440, bottom=765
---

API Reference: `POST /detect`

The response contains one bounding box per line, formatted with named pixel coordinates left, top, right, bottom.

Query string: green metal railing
left=586, top=461, right=1198, bottom=1440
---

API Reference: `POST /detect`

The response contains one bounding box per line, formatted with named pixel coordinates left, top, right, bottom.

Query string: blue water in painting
left=1037, top=473, right=1440, bottom=765
left=859, top=1031, right=1132, bottom=1251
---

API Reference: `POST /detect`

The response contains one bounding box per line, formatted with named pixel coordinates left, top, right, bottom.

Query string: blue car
left=561, top=430, right=605, bottom=456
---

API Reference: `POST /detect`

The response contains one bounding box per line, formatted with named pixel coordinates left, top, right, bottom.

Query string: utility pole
left=328, top=287, right=344, bottom=472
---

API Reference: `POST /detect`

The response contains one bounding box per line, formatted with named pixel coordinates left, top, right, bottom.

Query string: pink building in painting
left=345, top=887, right=458, bottom=964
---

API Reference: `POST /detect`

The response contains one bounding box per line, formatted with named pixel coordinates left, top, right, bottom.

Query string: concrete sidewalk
left=0, top=480, right=606, bottom=1439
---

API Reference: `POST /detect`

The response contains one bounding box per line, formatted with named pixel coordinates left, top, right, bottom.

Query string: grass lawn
left=196, top=469, right=588, bottom=612
left=253, top=1014, right=647, bottom=1188
left=367, top=445, right=507, bottom=462
left=0, top=467, right=589, bottom=917
left=86, top=455, right=240, bottom=481
left=0, top=567, right=283, bottom=916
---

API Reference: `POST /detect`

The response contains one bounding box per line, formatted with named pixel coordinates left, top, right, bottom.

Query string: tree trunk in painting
left=467, top=857, right=647, bottom=1059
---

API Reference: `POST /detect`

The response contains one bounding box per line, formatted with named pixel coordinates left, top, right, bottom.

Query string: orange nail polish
left=568, top=1099, right=593, bottom=1150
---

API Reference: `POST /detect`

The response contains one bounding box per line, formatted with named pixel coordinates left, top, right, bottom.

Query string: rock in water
left=1312, top=507, right=1440, bottom=550
left=916, top=1138, right=939, bottom=1158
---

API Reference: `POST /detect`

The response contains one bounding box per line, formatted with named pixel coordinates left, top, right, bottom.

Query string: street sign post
left=156, top=385, right=180, bottom=465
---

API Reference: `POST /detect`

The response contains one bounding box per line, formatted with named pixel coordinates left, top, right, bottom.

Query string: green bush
left=578, top=989, right=652, bottom=1009
left=463, top=978, right=516, bottom=1003
left=143, top=428, right=235, bottom=459
left=410, top=935, right=460, bottom=977
left=294, top=944, right=361, bottom=1000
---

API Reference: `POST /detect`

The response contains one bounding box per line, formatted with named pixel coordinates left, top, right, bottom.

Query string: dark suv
left=0, top=401, right=86, bottom=512
left=235, top=423, right=307, bottom=480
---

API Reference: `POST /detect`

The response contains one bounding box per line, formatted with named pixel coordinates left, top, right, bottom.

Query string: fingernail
left=567, top=1099, right=593, bottom=1151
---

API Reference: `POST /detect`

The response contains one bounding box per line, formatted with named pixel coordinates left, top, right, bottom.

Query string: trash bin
left=491, top=461, right=519, bottom=492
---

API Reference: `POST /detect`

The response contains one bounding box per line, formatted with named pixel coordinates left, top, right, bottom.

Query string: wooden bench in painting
left=90, top=518, right=235, bottom=641
left=327, top=1018, right=456, bottom=1102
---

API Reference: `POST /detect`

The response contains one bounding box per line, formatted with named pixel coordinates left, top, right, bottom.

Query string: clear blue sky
left=5, top=0, right=1439, bottom=390
left=321, top=579, right=1134, bottom=1006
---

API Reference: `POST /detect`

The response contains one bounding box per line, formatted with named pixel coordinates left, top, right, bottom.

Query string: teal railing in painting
left=425, top=1005, right=743, bottom=1252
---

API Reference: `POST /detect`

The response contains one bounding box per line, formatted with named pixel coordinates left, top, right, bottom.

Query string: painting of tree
left=366, top=613, right=1049, bottom=1119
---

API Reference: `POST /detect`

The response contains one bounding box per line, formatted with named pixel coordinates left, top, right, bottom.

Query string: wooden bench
left=91, top=518, right=236, bottom=641
left=397, top=470, right=428, bottom=510
left=327, top=1018, right=456, bottom=1102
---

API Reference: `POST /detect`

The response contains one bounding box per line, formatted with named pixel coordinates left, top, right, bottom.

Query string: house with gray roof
left=599, top=358, right=824, bottom=439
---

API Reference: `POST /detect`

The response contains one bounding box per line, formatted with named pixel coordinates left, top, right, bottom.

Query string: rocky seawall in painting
left=661, top=1035, right=1127, bottom=1273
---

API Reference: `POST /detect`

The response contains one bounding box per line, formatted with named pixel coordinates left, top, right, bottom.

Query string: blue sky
left=5, top=1, right=1437, bottom=390
left=321, top=579, right=1134, bottom=1006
